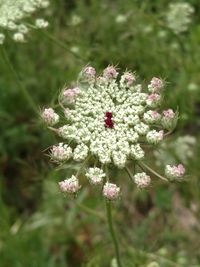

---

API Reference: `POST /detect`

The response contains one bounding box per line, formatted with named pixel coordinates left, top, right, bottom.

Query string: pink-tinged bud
left=63, top=87, right=80, bottom=103
left=149, top=77, right=164, bottom=92
left=165, top=164, right=185, bottom=181
left=83, top=66, right=96, bottom=79
left=163, top=109, right=175, bottom=119
left=103, top=182, right=120, bottom=200
left=103, top=66, right=118, bottom=80
left=162, top=109, right=178, bottom=130
left=143, top=110, right=161, bottom=124
left=122, top=72, right=136, bottom=86
left=51, top=143, right=72, bottom=161
left=59, top=175, right=81, bottom=194
left=146, top=93, right=161, bottom=107
left=42, top=108, right=59, bottom=126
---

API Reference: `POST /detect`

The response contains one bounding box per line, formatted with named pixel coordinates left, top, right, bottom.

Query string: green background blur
left=0, top=1, right=200, bottom=266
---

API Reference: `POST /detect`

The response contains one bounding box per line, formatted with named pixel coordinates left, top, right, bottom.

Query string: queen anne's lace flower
left=43, top=66, right=186, bottom=198
left=0, top=0, right=49, bottom=44
left=166, top=2, right=194, bottom=35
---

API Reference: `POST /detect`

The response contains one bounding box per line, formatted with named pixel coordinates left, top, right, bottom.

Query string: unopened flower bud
left=121, top=72, right=136, bottom=86
left=146, top=93, right=161, bottom=108
left=63, top=87, right=80, bottom=104
left=143, top=110, right=161, bottom=124
left=42, top=108, right=59, bottom=125
left=103, top=182, right=120, bottom=200
left=83, top=66, right=96, bottom=80
left=103, top=66, right=118, bottom=80
left=51, top=143, right=72, bottom=161
left=148, top=77, right=164, bottom=93
left=59, top=175, right=80, bottom=194
left=162, top=109, right=178, bottom=130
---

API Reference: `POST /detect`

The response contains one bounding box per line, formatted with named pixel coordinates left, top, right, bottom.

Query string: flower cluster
left=42, top=66, right=186, bottom=199
left=0, top=0, right=49, bottom=44
left=165, top=164, right=185, bottom=181
left=166, top=2, right=194, bottom=34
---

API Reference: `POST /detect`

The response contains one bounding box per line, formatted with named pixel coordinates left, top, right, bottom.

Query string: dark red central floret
left=105, top=112, right=114, bottom=128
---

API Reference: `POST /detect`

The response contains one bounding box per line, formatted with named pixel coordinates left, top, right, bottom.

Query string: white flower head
left=0, top=0, right=49, bottom=43
left=44, top=66, right=185, bottom=198
left=166, top=2, right=194, bottom=34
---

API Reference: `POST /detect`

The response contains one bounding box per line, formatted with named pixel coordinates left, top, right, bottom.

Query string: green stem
left=139, top=162, right=168, bottom=182
left=105, top=200, right=122, bottom=267
left=1, top=46, right=38, bottom=114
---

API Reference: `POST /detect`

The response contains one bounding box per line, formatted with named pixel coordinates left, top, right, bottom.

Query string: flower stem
left=105, top=200, right=122, bottom=267
left=139, top=162, right=168, bottom=182
left=1, top=46, right=38, bottom=114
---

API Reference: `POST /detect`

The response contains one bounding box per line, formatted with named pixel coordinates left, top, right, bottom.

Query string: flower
left=162, top=109, right=177, bottom=130
left=148, top=77, right=164, bottom=93
left=166, top=2, right=194, bottom=34
left=143, top=110, right=161, bottom=124
left=0, top=0, right=50, bottom=44
left=62, top=87, right=80, bottom=104
left=82, top=66, right=96, bottom=81
left=103, top=66, right=118, bottom=79
left=146, top=130, right=164, bottom=145
left=134, top=172, right=151, bottom=188
left=13, top=32, right=25, bottom=42
left=146, top=94, right=161, bottom=108
left=103, top=182, right=120, bottom=200
left=51, top=143, right=72, bottom=162
left=59, top=175, right=80, bottom=194
left=42, top=108, right=59, bottom=126
left=165, top=164, right=185, bottom=181
left=35, top=18, right=49, bottom=28
left=85, top=167, right=106, bottom=185
left=44, top=66, right=185, bottom=197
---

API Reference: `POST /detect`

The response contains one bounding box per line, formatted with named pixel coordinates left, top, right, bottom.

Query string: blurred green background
left=0, top=0, right=200, bottom=266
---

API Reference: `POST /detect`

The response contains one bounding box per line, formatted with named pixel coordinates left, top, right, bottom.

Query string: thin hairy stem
left=104, top=168, right=122, bottom=267
left=1, top=46, right=38, bottom=114
left=139, top=162, right=168, bottom=182
left=105, top=200, right=122, bottom=267
left=125, top=166, right=134, bottom=182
